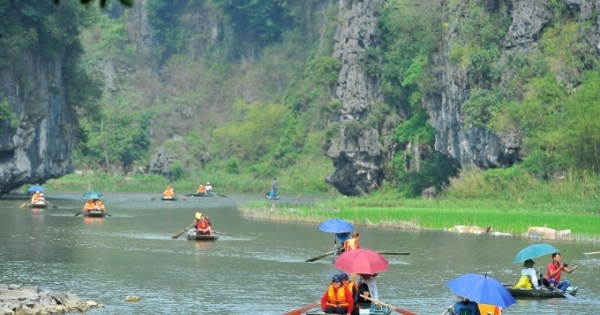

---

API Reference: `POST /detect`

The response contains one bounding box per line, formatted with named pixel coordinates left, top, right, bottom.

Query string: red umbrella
left=334, top=248, right=389, bottom=274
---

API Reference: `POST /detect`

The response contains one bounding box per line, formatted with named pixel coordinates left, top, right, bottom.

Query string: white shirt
left=521, top=267, right=539, bottom=289
left=357, top=276, right=379, bottom=300
left=205, top=185, right=212, bottom=192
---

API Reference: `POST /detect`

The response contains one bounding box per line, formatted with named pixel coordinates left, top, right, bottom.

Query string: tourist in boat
left=514, top=259, right=540, bottom=290
left=31, top=191, right=41, bottom=204
left=83, top=199, right=95, bottom=212
left=546, top=252, right=578, bottom=292
left=204, top=215, right=211, bottom=227
left=164, top=186, right=175, bottom=198
left=194, top=212, right=212, bottom=235
left=356, top=273, right=378, bottom=307
left=38, top=193, right=46, bottom=203
left=336, top=232, right=351, bottom=253
left=344, top=232, right=360, bottom=252
left=270, top=177, right=278, bottom=197
left=320, top=275, right=354, bottom=315
left=340, top=273, right=359, bottom=315
left=452, top=296, right=480, bottom=315
left=205, top=182, right=212, bottom=193
left=197, top=184, right=206, bottom=195
left=92, top=199, right=106, bottom=212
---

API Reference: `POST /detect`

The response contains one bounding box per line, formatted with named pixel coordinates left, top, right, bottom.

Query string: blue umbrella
left=446, top=273, right=516, bottom=308
left=512, top=243, right=559, bottom=264
left=27, top=185, right=45, bottom=192
left=83, top=190, right=103, bottom=198
left=318, top=218, right=354, bottom=233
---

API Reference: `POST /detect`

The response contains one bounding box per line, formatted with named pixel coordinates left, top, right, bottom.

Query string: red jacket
left=321, top=285, right=353, bottom=314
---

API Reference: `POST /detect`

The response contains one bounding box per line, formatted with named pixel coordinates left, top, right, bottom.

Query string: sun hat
left=195, top=212, right=202, bottom=220
left=206, top=182, right=210, bottom=185
left=523, top=259, right=535, bottom=267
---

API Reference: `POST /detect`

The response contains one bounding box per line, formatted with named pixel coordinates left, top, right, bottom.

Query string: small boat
left=186, top=231, right=219, bottom=241
left=265, top=195, right=280, bottom=200
left=503, top=284, right=578, bottom=298
left=162, top=195, right=178, bottom=201
left=193, top=193, right=214, bottom=197
left=306, top=303, right=391, bottom=315
left=30, top=201, right=47, bottom=209
left=83, top=209, right=106, bottom=218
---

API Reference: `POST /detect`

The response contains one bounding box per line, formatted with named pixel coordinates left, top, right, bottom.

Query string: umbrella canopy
left=334, top=248, right=389, bottom=274
left=318, top=218, right=354, bottom=234
left=83, top=190, right=103, bottom=198
left=446, top=273, right=516, bottom=308
left=512, top=243, right=559, bottom=264
left=27, top=185, right=45, bottom=192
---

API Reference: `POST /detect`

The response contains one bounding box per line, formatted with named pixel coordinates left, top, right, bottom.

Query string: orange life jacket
left=32, top=193, right=40, bottom=203
left=197, top=185, right=205, bottom=193
left=344, top=239, right=360, bottom=251
left=196, top=219, right=210, bottom=230
left=326, top=285, right=348, bottom=308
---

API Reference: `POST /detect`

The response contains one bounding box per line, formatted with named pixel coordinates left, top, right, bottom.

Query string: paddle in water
left=360, top=294, right=419, bottom=315
left=282, top=302, right=319, bottom=315
left=18, top=201, right=30, bottom=209
left=305, top=248, right=340, bottom=262
left=46, top=201, right=59, bottom=209
left=214, top=231, right=246, bottom=238
left=172, top=223, right=195, bottom=239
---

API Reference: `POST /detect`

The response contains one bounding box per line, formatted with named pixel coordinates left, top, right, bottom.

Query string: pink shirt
left=546, top=262, right=563, bottom=282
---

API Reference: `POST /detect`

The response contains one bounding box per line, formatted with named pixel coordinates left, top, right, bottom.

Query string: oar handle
left=360, top=295, right=392, bottom=308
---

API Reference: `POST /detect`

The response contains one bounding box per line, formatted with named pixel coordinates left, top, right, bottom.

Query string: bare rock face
left=0, top=52, right=78, bottom=196
left=325, top=0, right=387, bottom=196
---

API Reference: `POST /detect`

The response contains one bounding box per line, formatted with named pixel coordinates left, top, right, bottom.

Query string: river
left=1, top=192, right=599, bottom=314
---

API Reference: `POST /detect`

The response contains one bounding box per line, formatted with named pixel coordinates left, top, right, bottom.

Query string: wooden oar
left=584, top=251, right=600, bottom=257
left=46, top=201, right=59, bottom=209
left=172, top=223, right=195, bottom=239
left=558, top=290, right=577, bottom=300
left=150, top=195, right=163, bottom=200
left=282, top=302, right=319, bottom=315
left=105, top=212, right=113, bottom=217
left=377, top=251, right=410, bottom=255
left=19, top=201, right=30, bottom=208
left=75, top=212, right=83, bottom=216
left=359, top=295, right=419, bottom=315
left=185, top=193, right=195, bottom=197
left=305, top=249, right=339, bottom=262
left=214, top=231, right=246, bottom=238
left=440, top=304, right=453, bottom=315
left=216, top=193, right=226, bottom=197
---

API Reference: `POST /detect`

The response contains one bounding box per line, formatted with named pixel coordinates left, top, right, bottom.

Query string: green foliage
left=146, top=0, right=188, bottom=62
left=168, top=160, right=185, bottom=181
left=226, top=157, right=240, bottom=174
left=462, top=88, right=502, bottom=127
left=0, top=97, right=18, bottom=135
left=391, top=112, right=435, bottom=144
left=311, top=56, right=342, bottom=88
left=344, top=120, right=364, bottom=140
left=214, top=0, right=293, bottom=44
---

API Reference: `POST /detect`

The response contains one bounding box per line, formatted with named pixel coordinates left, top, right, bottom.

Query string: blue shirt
left=453, top=301, right=481, bottom=315
left=336, top=233, right=351, bottom=244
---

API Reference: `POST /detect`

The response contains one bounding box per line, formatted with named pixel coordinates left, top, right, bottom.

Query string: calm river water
left=1, top=192, right=599, bottom=315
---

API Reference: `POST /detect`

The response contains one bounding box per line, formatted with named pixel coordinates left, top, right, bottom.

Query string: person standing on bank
left=271, top=177, right=278, bottom=197
left=546, top=252, right=578, bottom=292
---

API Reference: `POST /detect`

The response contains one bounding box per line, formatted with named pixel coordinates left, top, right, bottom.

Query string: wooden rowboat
left=193, top=193, right=214, bottom=197
left=30, top=201, right=47, bottom=209
left=503, top=284, right=578, bottom=298
left=162, top=195, right=178, bottom=201
left=306, top=303, right=391, bottom=315
left=265, top=195, right=280, bottom=200
left=186, top=231, right=219, bottom=241
left=83, top=209, right=106, bottom=218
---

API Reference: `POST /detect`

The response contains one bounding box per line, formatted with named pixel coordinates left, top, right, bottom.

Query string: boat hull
left=83, top=209, right=106, bottom=218
left=265, top=195, right=280, bottom=200
left=504, top=284, right=578, bottom=298
left=162, top=196, right=178, bottom=201
left=193, top=193, right=214, bottom=197
left=306, top=304, right=391, bottom=315
left=186, top=233, right=219, bottom=241
left=30, top=202, right=47, bottom=209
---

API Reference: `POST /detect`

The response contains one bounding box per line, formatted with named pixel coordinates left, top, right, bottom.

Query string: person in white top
left=205, top=182, right=213, bottom=193
left=514, top=259, right=540, bottom=289
left=356, top=273, right=379, bottom=306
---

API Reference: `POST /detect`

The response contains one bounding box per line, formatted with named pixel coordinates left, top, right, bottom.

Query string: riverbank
left=0, top=284, right=102, bottom=315
left=240, top=196, right=600, bottom=242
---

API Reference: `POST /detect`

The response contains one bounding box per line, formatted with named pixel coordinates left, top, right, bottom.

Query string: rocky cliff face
left=324, top=0, right=390, bottom=196
left=0, top=52, right=78, bottom=196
